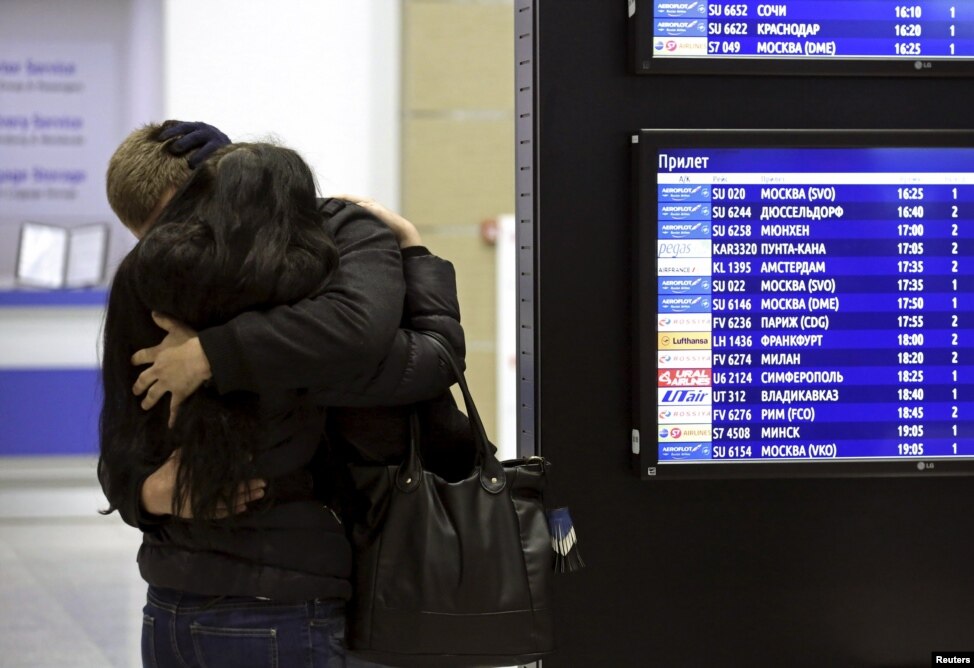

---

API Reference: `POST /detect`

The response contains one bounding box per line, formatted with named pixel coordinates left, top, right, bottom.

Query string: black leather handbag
left=346, top=331, right=555, bottom=668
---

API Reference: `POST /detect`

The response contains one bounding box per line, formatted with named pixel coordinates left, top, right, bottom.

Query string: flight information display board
left=633, top=129, right=974, bottom=479
left=630, top=0, right=974, bottom=75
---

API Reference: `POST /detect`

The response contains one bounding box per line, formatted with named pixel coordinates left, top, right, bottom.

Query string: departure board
left=633, top=129, right=974, bottom=479
left=630, top=0, right=974, bottom=75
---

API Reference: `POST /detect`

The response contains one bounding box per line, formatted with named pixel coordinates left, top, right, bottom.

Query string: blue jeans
left=142, top=586, right=382, bottom=668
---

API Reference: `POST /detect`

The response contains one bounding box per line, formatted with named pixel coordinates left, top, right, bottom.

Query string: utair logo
left=660, top=389, right=709, bottom=403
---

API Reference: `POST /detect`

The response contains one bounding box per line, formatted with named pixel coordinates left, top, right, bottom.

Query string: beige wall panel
left=404, top=1, right=514, bottom=111
left=451, top=349, right=498, bottom=443
left=424, top=233, right=497, bottom=343
left=403, top=118, right=514, bottom=229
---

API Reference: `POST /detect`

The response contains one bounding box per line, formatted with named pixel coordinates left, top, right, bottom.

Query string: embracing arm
left=198, top=200, right=405, bottom=395
left=314, top=245, right=465, bottom=407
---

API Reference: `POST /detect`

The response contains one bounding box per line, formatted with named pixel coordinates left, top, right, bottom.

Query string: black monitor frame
left=633, top=128, right=974, bottom=480
left=630, top=0, right=974, bottom=77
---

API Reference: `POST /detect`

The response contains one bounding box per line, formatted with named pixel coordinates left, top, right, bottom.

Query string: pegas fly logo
left=657, top=240, right=711, bottom=259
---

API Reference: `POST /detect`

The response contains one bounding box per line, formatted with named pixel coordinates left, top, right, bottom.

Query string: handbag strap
left=399, top=331, right=506, bottom=494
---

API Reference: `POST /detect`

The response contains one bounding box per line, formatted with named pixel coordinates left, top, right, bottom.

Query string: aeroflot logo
left=658, top=277, right=711, bottom=293
left=659, top=296, right=710, bottom=313
left=660, top=186, right=706, bottom=200
left=659, top=204, right=710, bottom=219
left=655, top=20, right=706, bottom=36
left=659, top=442, right=712, bottom=460
left=658, top=222, right=711, bottom=240
left=655, top=2, right=706, bottom=18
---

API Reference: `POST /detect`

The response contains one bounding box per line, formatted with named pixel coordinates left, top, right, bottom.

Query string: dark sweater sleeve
left=311, top=250, right=465, bottom=407
left=197, top=203, right=406, bottom=394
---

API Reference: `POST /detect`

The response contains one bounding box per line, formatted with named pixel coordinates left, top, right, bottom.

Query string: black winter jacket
left=104, top=200, right=464, bottom=602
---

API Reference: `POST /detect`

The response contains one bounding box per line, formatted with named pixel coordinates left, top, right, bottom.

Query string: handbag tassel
left=547, top=507, right=585, bottom=573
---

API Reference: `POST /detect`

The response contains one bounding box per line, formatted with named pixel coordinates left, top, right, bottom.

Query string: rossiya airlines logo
left=658, top=407, right=711, bottom=423
left=657, top=314, right=711, bottom=331
left=658, top=351, right=712, bottom=367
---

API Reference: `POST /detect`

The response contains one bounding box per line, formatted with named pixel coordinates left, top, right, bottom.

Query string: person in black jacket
left=99, top=126, right=464, bottom=667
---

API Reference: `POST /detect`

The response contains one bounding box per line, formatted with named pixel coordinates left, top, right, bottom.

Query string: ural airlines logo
left=658, top=368, right=712, bottom=387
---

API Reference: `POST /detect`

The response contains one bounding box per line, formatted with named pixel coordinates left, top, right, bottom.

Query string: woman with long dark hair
left=99, top=140, right=458, bottom=666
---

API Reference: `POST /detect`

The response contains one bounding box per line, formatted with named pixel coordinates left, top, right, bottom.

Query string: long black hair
left=99, top=143, right=338, bottom=521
